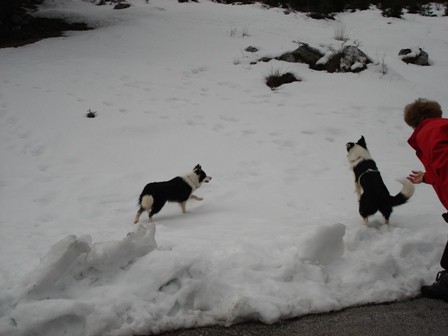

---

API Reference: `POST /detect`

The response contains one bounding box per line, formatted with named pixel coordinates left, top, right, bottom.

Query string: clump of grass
left=265, top=67, right=301, bottom=89
left=86, top=109, right=97, bottom=118
left=376, top=54, right=388, bottom=75
left=229, top=25, right=250, bottom=38
left=334, top=22, right=349, bottom=41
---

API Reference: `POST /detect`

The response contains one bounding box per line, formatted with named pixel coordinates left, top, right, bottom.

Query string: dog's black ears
left=347, top=136, right=367, bottom=152
left=194, top=164, right=202, bottom=171
left=357, top=136, right=367, bottom=149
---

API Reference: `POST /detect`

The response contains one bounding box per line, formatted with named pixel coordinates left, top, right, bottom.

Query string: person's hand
left=407, top=170, right=425, bottom=184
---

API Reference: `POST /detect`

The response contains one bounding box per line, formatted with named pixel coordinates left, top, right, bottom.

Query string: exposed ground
left=0, top=16, right=90, bottom=48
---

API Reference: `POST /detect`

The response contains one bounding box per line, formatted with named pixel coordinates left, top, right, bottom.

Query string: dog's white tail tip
left=395, top=178, right=415, bottom=198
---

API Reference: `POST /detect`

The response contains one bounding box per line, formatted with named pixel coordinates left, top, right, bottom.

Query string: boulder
left=258, top=43, right=371, bottom=73
left=313, top=45, right=371, bottom=73
left=399, top=48, right=429, bottom=66
left=277, top=43, right=324, bottom=65
left=338, top=45, right=372, bottom=73
left=114, top=3, right=131, bottom=9
left=245, top=46, right=258, bottom=53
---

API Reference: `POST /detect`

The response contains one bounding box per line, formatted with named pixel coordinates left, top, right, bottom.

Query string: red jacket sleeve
left=427, top=124, right=448, bottom=208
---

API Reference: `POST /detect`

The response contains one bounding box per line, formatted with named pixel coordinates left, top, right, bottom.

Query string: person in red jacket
left=405, top=98, right=448, bottom=301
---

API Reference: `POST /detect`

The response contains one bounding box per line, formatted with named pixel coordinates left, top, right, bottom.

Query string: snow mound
left=300, top=223, right=346, bottom=265
left=0, top=224, right=157, bottom=336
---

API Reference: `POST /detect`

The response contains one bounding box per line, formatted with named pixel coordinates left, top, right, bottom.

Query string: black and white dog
left=134, top=164, right=212, bottom=223
left=346, top=136, right=414, bottom=225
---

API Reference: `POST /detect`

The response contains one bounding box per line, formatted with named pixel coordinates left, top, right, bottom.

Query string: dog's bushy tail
left=390, top=178, right=415, bottom=207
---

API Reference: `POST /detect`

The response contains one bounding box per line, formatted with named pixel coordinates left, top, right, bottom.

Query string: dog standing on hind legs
left=346, top=136, right=414, bottom=225
left=134, top=164, right=212, bottom=223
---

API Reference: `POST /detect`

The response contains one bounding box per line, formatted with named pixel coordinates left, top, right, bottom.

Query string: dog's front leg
left=180, top=201, right=187, bottom=213
left=190, top=194, right=203, bottom=201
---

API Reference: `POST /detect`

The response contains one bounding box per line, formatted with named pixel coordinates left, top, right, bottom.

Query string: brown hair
left=404, top=98, right=443, bottom=128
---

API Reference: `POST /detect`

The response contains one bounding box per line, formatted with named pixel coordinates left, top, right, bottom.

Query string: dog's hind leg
left=359, top=197, right=377, bottom=225
left=380, top=206, right=392, bottom=225
left=355, top=182, right=362, bottom=201
left=134, top=207, right=144, bottom=224
left=136, top=195, right=156, bottom=223
left=148, top=198, right=166, bottom=221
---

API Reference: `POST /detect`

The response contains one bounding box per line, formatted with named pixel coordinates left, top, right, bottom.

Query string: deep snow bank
left=0, top=223, right=349, bottom=336
left=2, top=221, right=443, bottom=336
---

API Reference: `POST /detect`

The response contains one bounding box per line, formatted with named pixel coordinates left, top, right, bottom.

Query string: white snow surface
left=1, top=1, right=448, bottom=335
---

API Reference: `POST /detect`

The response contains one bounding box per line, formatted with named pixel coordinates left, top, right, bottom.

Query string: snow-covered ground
left=1, top=1, right=448, bottom=335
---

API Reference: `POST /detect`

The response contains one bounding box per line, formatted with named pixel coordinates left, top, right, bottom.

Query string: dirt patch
left=266, top=72, right=301, bottom=90
left=0, top=17, right=91, bottom=49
